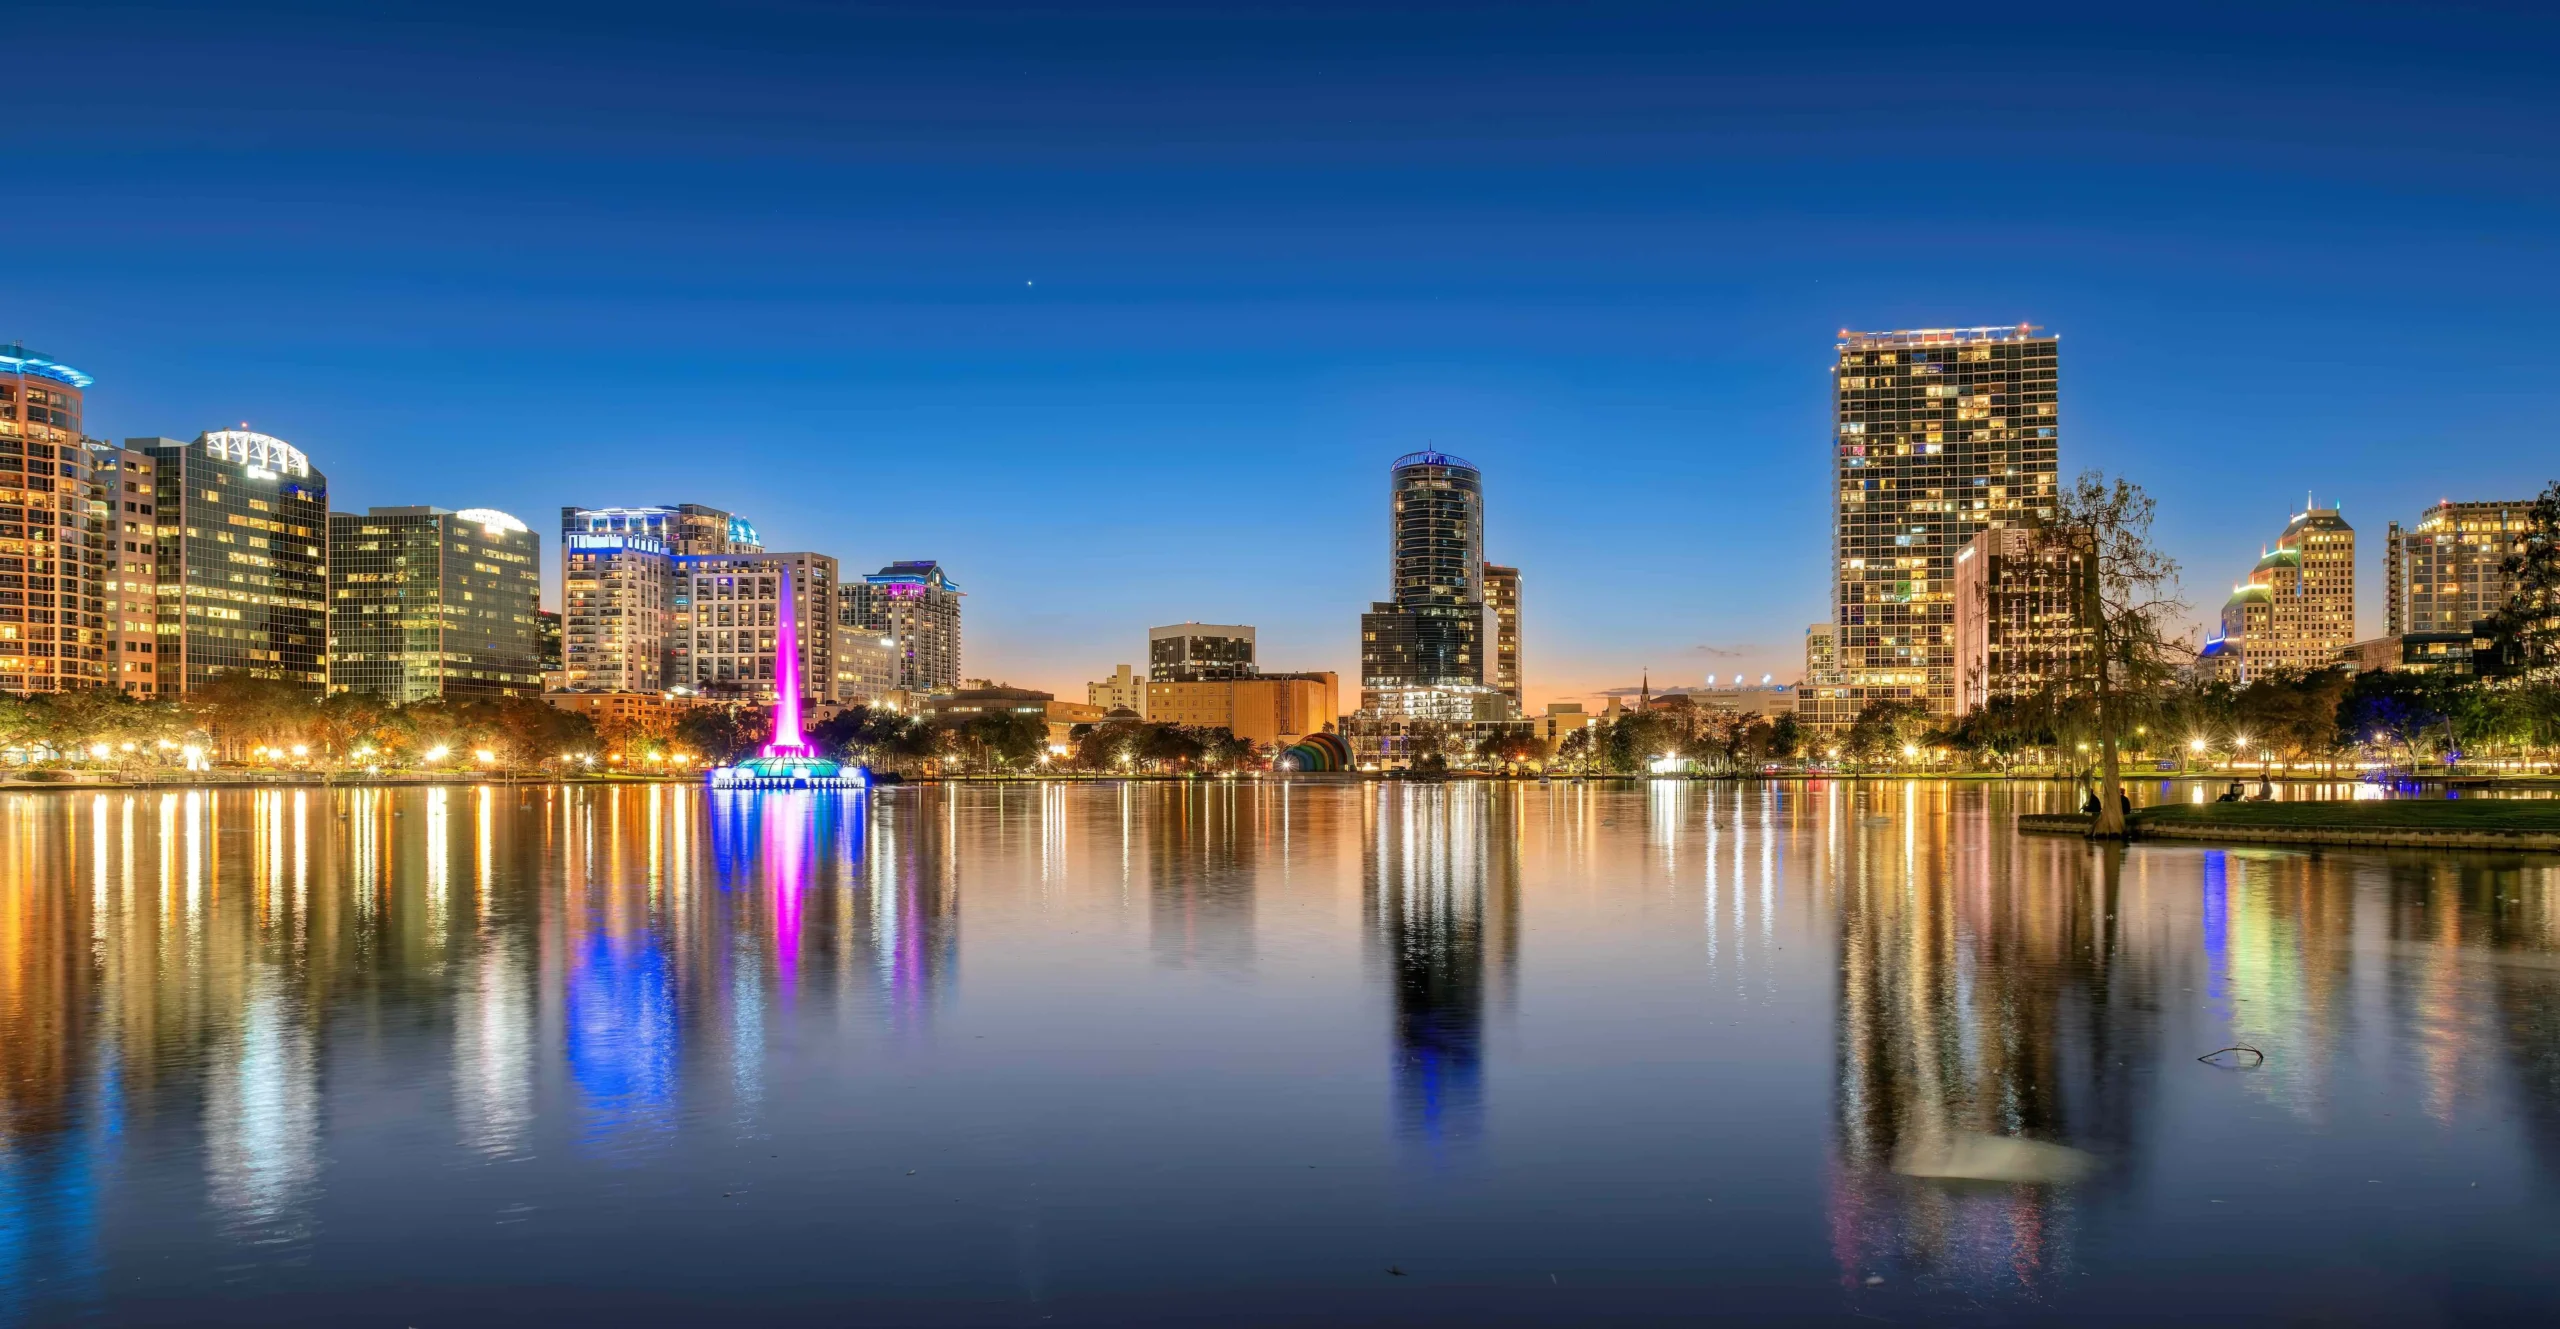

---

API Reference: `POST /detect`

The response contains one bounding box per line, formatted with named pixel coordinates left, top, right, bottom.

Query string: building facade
left=2387, top=499, right=2533, bottom=638
left=1144, top=672, right=1338, bottom=748
left=137, top=431, right=330, bottom=695
left=1951, top=526, right=2095, bottom=714
left=1149, top=622, right=1256, bottom=681
left=842, top=560, right=962, bottom=694
left=1087, top=663, right=1146, bottom=716
left=1827, top=325, right=2060, bottom=722
left=328, top=506, right=543, bottom=701
left=557, top=503, right=760, bottom=695
left=1484, top=563, right=1521, bottom=711
left=88, top=443, right=160, bottom=693
left=2203, top=504, right=2355, bottom=683
left=669, top=552, right=839, bottom=702
left=0, top=347, right=109, bottom=694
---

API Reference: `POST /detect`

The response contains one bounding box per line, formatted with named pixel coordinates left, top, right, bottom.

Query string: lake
left=2, top=779, right=2556, bottom=1325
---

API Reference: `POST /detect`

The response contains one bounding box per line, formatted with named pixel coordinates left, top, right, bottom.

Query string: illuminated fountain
left=706, top=567, right=867, bottom=790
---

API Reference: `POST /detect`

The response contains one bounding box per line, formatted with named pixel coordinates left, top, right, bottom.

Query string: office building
left=842, top=560, right=962, bottom=694
left=558, top=503, right=760, bottom=694
left=1150, top=622, right=1256, bottom=681
left=1951, top=526, right=2095, bottom=714
left=1484, top=563, right=1522, bottom=710
left=1088, top=663, right=1146, bottom=716
left=1825, top=325, right=2060, bottom=722
left=134, top=430, right=330, bottom=695
left=537, top=609, right=561, bottom=673
left=0, top=346, right=109, bottom=694
left=2387, top=499, right=2534, bottom=638
left=1145, top=672, right=1338, bottom=748
left=327, top=506, right=542, bottom=701
left=670, top=552, right=838, bottom=702
left=2201, top=503, right=2355, bottom=683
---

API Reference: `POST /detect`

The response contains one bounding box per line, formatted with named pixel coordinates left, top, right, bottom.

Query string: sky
left=9, top=0, right=2560, bottom=711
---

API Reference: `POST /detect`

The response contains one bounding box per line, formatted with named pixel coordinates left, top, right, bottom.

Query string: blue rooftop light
left=0, top=345, right=93, bottom=389
left=1391, top=450, right=1477, bottom=471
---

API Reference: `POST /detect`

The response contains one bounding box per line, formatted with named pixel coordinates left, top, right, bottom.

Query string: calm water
left=3, top=780, right=2558, bottom=1326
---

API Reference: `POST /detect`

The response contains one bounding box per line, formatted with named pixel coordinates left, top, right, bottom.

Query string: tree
left=2484, top=478, right=2560, bottom=675
left=1844, top=699, right=1931, bottom=768
left=2051, top=472, right=2186, bottom=838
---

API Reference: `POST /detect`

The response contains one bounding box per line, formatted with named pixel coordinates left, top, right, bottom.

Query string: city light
left=424, top=745, right=450, bottom=762
left=2189, top=737, right=2207, bottom=753
left=474, top=749, right=497, bottom=764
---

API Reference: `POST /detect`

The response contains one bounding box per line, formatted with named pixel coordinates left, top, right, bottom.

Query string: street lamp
left=424, top=745, right=450, bottom=763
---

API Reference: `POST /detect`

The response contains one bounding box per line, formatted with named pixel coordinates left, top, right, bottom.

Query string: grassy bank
left=2138, top=800, right=2560, bottom=832
left=2020, top=797, right=2560, bottom=850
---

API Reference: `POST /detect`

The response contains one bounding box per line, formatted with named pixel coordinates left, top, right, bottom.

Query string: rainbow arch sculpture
left=1279, top=732, right=1352, bottom=773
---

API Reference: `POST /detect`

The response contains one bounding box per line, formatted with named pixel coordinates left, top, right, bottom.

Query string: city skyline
left=11, top=3, right=2560, bottom=711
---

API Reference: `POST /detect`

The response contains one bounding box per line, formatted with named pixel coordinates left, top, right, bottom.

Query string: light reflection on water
left=0, top=780, right=2556, bottom=1325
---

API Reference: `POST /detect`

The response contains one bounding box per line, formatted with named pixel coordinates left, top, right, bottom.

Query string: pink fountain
left=706, top=566, right=864, bottom=789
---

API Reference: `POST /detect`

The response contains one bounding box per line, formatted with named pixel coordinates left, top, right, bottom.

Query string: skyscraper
left=327, top=506, right=542, bottom=701
left=558, top=503, right=761, bottom=693
left=1361, top=451, right=1490, bottom=703
left=1484, top=563, right=1521, bottom=710
left=2388, top=499, right=2535, bottom=638
left=2201, top=503, right=2355, bottom=683
left=138, top=430, right=330, bottom=695
left=88, top=443, right=160, bottom=694
left=0, top=346, right=107, bottom=695
left=1823, top=325, right=2059, bottom=722
left=841, top=560, right=962, bottom=694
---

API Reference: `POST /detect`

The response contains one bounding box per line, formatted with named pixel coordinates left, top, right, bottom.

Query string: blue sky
left=10, top=1, right=2559, bottom=707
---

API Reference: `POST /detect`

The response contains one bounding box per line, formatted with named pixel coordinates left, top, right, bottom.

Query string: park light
left=424, top=745, right=450, bottom=762
left=291, top=744, right=308, bottom=758
left=1901, top=743, right=1919, bottom=760
left=644, top=751, right=663, bottom=762
left=474, top=749, right=497, bottom=764
left=2189, top=737, right=2207, bottom=753
left=88, top=742, right=110, bottom=759
left=156, top=739, right=176, bottom=750
left=353, top=745, right=374, bottom=759
left=180, top=744, right=206, bottom=772
left=120, top=741, right=136, bottom=753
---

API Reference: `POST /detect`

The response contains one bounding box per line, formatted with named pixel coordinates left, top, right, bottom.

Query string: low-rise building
left=1087, top=663, right=1146, bottom=717
left=1149, top=622, right=1256, bottom=681
left=1144, top=671, right=1339, bottom=748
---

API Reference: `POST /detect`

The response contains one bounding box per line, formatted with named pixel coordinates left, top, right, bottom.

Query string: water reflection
left=1367, top=784, right=1518, bottom=1150
left=1, top=782, right=2559, bottom=1322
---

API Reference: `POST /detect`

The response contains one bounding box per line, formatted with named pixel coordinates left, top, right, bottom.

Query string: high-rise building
left=536, top=609, right=562, bottom=674
left=87, top=443, right=161, bottom=694
left=1484, top=563, right=1521, bottom=710
left=830, top=624, right=897, bottom=706
left=136, top=431, right=330, bottom=695
left=1804, top=623, right=1838, bottom=684
left=558, top=503, right=761, bottom=694
left=1149, top=622, right=1256, bottom=681
left=1951, top=526, right=2094, bottom=714
left=2387, top=499, right=2535, bottom=638
left=327, top=506, right=542, bottom=701
left=1361, top=451, right=1490, bottom=699
left=1823, top=325, right=2059, bottom=722
left=1087, top=663, right=1146, bottom=716
left=2201, top=503, right=2355, bottom=683
left=1348, top=451, right=1521, bottom=766
left=0, top=346, right=107, bottom=694
left=841, top=560, right=962, bottom=694
left=669, top=551, right=839, bottom=702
